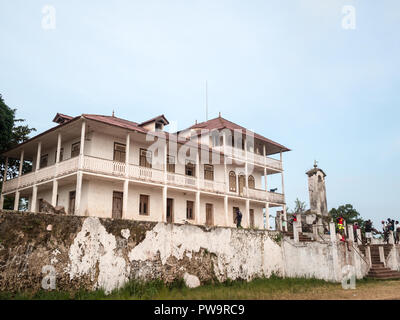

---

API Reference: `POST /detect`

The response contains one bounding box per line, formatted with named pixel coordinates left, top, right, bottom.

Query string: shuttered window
left=71, top=142, right=80, bottom=158
left=186, top=201, right=194, bottom=220
left=229, top=171, right=236, bottom=192
left=114, top=143, right=126, bottom=162
left=204, top=164, right=214, bottom=181
left=248, top=175, right=255, bottom=189
left=139, top=149, right=152, bottom=168
left=139, top=194, right=149, bottom=215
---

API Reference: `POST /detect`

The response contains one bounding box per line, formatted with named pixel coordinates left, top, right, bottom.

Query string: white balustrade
left=2, top=177, right=18, bottom=193
left=128, top=165, right=164, bottom=183
left=19, top=172, right=36, bottom=189
left=200, top=179, right=225, bottom=193
left=57, top=157, right=79, bottom=176
left=83, top=156, right=126, bottom=177
left=36, top=165, right=56, bottom=183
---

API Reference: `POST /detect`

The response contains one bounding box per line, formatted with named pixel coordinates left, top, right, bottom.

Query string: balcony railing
left=2, top=155, right=285, bottom=204
left=221, top=145, right=282, bottom=171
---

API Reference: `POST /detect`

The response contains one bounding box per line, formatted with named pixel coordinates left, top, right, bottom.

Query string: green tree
left=0, top=94, right=36, bottom=209
left=329, top=204, right=364, bottom=226
left=288, top=198, right=307, bottom=214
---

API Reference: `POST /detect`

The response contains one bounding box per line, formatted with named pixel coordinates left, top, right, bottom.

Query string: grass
left=0, top=276, right=345, bottom=300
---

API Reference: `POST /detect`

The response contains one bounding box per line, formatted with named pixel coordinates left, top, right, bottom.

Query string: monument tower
left=306, top=161, right=328, bottom=217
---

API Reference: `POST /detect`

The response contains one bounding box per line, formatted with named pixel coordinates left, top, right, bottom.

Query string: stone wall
left=0, top=210, right=373, bottom=294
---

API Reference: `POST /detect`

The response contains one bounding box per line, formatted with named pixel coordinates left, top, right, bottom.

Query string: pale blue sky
left=1, top=0, right=399, bottom=227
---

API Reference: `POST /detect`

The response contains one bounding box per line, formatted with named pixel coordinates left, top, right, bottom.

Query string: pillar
left=195, top=191, right=201, bottom=225
left=389, top=231, right=395, bottom=245
left=162, top=186, right=167, bottom=222
left=282, top=205, right=287, bottom=232
left=13, top=191, right=20, bottom=211
left=51, top=179, right=58, bottom=207
left=264, top=167, right=268, bottom=191
left=224, top=196, right=228, bottom=226
left=265, top=203, right=270, bottom=230
left=280, top=151, right=284, bottom=195
left=125, top=133, right=130, bottom=177
left=56, top=133, right=62, bottom=163
left=123, top=179, right=129, bottom=219
left=298, top=213, right=303, bottom=233
left=196, top=151, right=200, bottom=189
left=329, top=222, right=337, bottom=243
left=18, top=150, right=24, bottom=176
left=365, top=246, right=372, bottom=266
left=356, top=228, right=362, bottom=244
left=312, top=224, right=318, bottom=240
left=75, top=171, right=83, bottom=215
left=293, top=220, right=299, bottom=243
left=379, top=246, right=386, bottom=266
left=78, top=120, right=86, bottom=170
left=31, top=185, right=38, bottom=213
left=348, top=224, right=354, bottom=242
left=245, top=199, right=250, bottom=228
left=36, top=142, right=42, bottom=171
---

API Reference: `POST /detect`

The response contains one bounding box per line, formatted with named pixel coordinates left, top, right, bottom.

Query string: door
left=167, top=198, right=173, bottom=223
left=238, top=175, right=245, bottom=196
left=112, top=191, right=123, bottom=219
left=206, top=203, right=213, bottom=226
left=69, top=191, right=76, bottom=215
left=233, top=206, right=239, bottom=223
left=250, top=209, right=255, bottom=228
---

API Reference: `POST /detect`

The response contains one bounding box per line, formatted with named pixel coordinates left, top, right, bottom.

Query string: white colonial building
left=0, top=113, right=290, bottom=229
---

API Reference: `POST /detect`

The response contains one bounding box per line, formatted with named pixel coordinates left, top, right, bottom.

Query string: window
left=55, top=148, right=64, bottom=162
left=186, top=201, right=194, bottom=220
left=185, top=160, right=195, bottom=177
left=155, top=122, right=163, bottom=130
left=248, top=175, right=255, bottom=189
left=229, top=171, right=236, bottom=192
left=140, top=148, right=152, bottom=168
left=204, top=164, right=214, bottom=181
left=114, top=143, right=126, bottom=162
left=167, top=155, right=175, bottom=173
left=69, top=191, right=76, bottom=215
left=40, top=154, right=48, bottom=168
left=71, top=142, right=80, bottom=158
left=139, top=194, right=149, bottom=215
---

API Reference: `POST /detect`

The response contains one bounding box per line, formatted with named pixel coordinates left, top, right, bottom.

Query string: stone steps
left=283, top=231, right=314, bottom=242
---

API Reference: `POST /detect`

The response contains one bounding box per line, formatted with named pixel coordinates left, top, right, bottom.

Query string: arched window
left=248, top=175, right=255, bottom=189
left=229, top=171, right=236, bottom=192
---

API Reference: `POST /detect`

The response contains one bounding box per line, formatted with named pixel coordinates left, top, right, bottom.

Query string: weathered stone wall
left=0, top=210, right=371, bottom=294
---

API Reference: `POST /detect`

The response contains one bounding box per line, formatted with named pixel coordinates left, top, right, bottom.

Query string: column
left=365, top=246, right=372, bottom=266
left=31, top=185, right=38, bottom=213
left=348, top=224, right=354, bottom=243
left=18, top=150, right=24, bottom=176
left=162, top=186, right=167, bottom=222
left=293, top=220, right=299, bottom=243
left=245, top=199, right=250, bottom=228
left=51, top=179, right=58, bottom=207
left=356, top=228, right=362, bottom=244
left=265, top=203, right=270, bottom=230
left=163, top=138, right=167, bottom=183
left=196, top=151, right=200, bottom=189
left=123, top=180, right=129, bottom=219
left=379, top=246, right=386, bottom=266
left=224, top=195, right=229, bottom=226
left=264, top=167, right=268, bottom=192
left=56, top=133, right=62, bottom=164
left=13, top=191, right=20, bottom=211
left=195, top=191, right=201, bottom=224
left=297, top=213, right=303, bottom=233
left=125, top=133, right=130, bottom=176
left=36, top=142, right=42, bottom=171
left=0, top=194, right=4, bottom=209
left=75, top=171, right=83, bottom=215
left=223, top=132, right=229, bottom=193
left=78, top=120, right=86, bottom=169
left=312, top=223, right=318, bottom=240
left=2, top=157, right=8, bottom=208
left=329, top=222, right=337, bottom=243
left=283, top=204, right=287, bottom=232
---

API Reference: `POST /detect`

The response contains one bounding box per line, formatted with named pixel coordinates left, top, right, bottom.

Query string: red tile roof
left=185, top=116, right=290, bottom=153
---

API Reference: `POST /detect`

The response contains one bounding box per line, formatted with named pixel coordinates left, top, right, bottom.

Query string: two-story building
left=0, top=112, right=290, bottom=229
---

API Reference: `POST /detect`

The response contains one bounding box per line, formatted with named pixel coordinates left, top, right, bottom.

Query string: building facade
left=0, top=113, right=290, bottom=230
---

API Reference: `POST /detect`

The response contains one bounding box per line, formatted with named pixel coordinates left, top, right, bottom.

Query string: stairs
left=359, top=244, right=400, bottom=280
left=283, top=231, right=314, bottom=242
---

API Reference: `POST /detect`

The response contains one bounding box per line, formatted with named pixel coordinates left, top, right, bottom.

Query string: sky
left=0, top=0, right=399, bottom=228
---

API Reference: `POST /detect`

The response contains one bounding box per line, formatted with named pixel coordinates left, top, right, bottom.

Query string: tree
left=329, top=204, right=364, bottom=226
left=0, top=94, right=36, bottom=209
left=288, top=198, right=307, bottom=214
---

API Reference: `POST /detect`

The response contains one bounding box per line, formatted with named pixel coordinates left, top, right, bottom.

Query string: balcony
left=220, top=145, right=282, bottom=171
left=2, top=155, right=284, bottom=204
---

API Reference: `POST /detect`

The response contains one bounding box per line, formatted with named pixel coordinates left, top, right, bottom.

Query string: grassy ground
left=1, top=276, right=400, bottom=300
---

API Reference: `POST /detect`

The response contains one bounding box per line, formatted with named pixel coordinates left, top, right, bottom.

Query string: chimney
left=219, top=112, right=221, bottom=117
left=195, top=120, right=197, bottom=125
left=112, top=110, right=115, bottom=117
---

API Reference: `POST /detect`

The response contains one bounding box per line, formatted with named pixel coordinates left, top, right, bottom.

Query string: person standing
left=234, top=208, right=242, bottom=229
left=364, top=220, right=373, bottom=245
